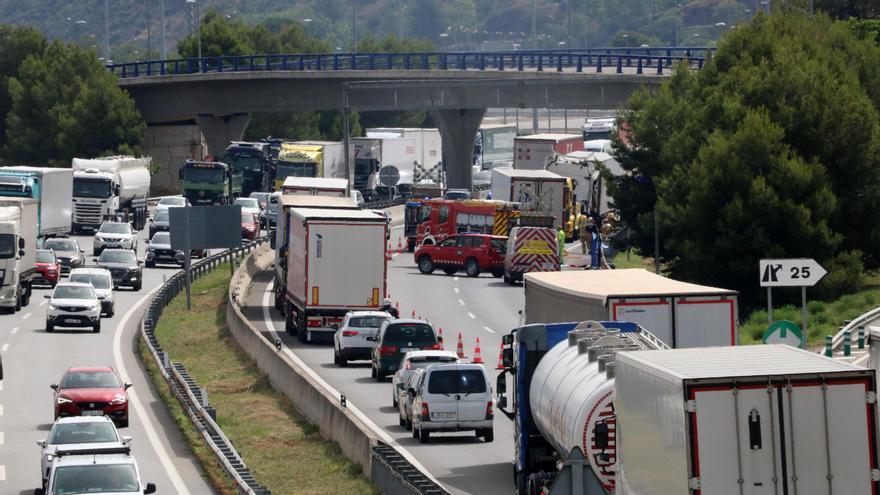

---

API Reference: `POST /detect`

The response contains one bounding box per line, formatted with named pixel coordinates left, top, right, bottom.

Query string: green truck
left=179, top=160, right=243, bottom=205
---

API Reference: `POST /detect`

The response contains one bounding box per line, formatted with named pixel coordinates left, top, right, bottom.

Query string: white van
left=408, top=363, right=494, bottom=443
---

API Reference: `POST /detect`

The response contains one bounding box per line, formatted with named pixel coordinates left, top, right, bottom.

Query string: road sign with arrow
left=759, top=258, right=828, bottom=287
left=762, top=320, right=804, bottom=347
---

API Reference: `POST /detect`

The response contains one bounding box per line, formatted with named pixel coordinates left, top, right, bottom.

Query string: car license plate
left=401, top=348, right=418, bottom=353
left=64, top=318, right=79, bottom=324
left=432, top=411, right=456, bottom=419
left=81, top=410, right=103, bottom=416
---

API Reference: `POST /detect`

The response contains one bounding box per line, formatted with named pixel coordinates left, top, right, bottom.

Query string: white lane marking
left=0, top=465, right=5, bottom=481
left=261, top=283, right=448, bottom=490
left=483, top=326, right=495, bottom=334
left=0, top=344, right=7, bottom=352
left=453, top=287, right=459, bottom=294
left=40, top=299, right=47, bottom=306
left=0, top=381, right=3, bottom=391
left=458, top=299, right=465, bottom=306
left=22, top=312, right=31, bottom=320
left=10, top=327, right=17, bottom=335
left=467, top=312, right=476, bottom=319
left=453, top=276, right=459, bottom=282
left=114, top=285, right=190, bottom=493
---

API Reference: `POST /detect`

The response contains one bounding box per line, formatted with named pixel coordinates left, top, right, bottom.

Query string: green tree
left=0, top=25, right=46, bottom=156
left=4, top=41, right=144, bottom=166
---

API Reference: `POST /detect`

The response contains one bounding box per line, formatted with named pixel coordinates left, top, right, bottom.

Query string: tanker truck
left=71, top=156, right=151, bottom=232
left=0, top=198, right=38, bottom=313
left=0, top=166, right=72, bottom=238
left=496, top=322, right=880, bottom=495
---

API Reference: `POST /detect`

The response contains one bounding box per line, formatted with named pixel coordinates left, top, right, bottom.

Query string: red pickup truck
left=414, top=234, right=507, bottom=277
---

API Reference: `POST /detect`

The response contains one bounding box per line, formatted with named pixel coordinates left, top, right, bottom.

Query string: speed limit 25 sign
left=759, top=258, right=828, bottom=287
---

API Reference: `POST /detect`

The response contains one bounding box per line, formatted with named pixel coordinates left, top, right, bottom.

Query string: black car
left=145, top=232, right=205, bottom=267
left=42, top=238, right=85, bottom=275
left=148, top=209, right=171, bottom=238
left=95, top=249, right=143, bottom=291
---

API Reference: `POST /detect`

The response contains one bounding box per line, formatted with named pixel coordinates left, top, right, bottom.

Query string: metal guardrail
left=108, top=47, right=716, bottom=79
left=140, top=237, right=271, bottom=495
left=830, top=305, right=880, bottom=352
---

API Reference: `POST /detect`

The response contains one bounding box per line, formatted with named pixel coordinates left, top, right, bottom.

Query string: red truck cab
left=414, top=233, right=507, bottom=277
left=415, top=199, right=497, bottom=247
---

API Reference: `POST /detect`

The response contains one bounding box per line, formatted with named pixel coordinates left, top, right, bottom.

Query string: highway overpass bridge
left=112, top=48, right=712, bottom=189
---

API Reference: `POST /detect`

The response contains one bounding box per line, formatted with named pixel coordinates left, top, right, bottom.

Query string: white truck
left=492, top=168, right=568, bottom=229
left=281, top=177, right=348, bottom=196
left=547, top=151, right=624, bottom=215
left=71, top=156, right=151, bottom=232
left=0, top=166, right=72, bottom=238
left=0, top=198, right=38, bottom=312
left=274, top=142, right=348, bottom=190
left=474, top=124, right=517, bottom=169
left=352, top=136, right=419, bottom=195
left=514, top=133, right=584, bottom=170
left=524, top=268, right=739, bottom=348
left=366, top=128, right=444, bottom=189
left=284, top=208, right=387, bottom=343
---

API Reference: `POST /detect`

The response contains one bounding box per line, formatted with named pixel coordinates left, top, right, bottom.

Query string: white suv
left=69, top=268, right=115, bottom=317
left=45, top=282, right=101, bottom=333
left=409, top=363, right=494, bottom=443
left=391, top=350, right=460, bottom=408
left=332, top=311, right=394, bottom=366
left=36, top=445, right=155, bottom=495
left=93, top=222, right=137, bottom=256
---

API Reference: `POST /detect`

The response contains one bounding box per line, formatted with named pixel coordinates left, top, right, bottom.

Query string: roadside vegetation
left=141, top=265, right=376, bottom=494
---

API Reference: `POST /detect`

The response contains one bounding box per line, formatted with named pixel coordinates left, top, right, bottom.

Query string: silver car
left=93, top=222, right=137, bottom=256
left=38, top=445, right=155, bottom=495
left=390, top=350, right=460, bottom=408
left=37, top=416, right=130, bottom=489
left=332, top=311, right=394, bottom=366
left=69, top=268, right=115, bottom=317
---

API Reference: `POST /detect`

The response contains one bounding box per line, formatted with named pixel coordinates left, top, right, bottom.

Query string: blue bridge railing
left=107, top=47, right=716, bottom=79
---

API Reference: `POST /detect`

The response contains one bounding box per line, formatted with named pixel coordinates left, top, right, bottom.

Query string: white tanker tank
left=528, top=322, right=668, bottom=492
left=71, top=156, right=151, bottom=232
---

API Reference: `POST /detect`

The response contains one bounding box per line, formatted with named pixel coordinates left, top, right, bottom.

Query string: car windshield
left=151, top=233, right=170, bottom=244
left=235, top=198, right=259, bottom=209
left=154, top=210, right=169, bottom=222
left=428, top=369, right=487, bottom=394
left=54, top=286, right=95, bottom=300
left=61, top=371, right=120, bottom=389
left=98, top=224, right=130, bottom=234
left=50, top=421, right=118, bottom=445
left=408, top=356, right=458, bottom=369
left=384, top=324, right=435, bottom=343
left=348, top=316, right=388, bottom=328
left=36, top=250, right=56, bottom=263
left=99, top=251, right=136, bottom=264
left=159, top=197, right=185, bottom=207
left=45, top=239, right=76, bottom=252
left=70, top=273, right=111, bottom=290
left=52, top=464, right=138, bottom=494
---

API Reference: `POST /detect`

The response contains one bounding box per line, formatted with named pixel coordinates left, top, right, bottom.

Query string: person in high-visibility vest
left=557, top=227, right=566, bottom=265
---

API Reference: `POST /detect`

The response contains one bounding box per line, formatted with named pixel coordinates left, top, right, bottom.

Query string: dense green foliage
left=611, top=13, right=880, bottom=306
left=0, top=25, right=46, bottom=154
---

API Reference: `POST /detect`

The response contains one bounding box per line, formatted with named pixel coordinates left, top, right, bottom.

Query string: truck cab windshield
left=0, top=234, right=15, bottom=258
left=183, top=167, right=224, bottom=183
left=73, top=178, right=112, bottom=198
left=228, top=153, right=262, bottom=172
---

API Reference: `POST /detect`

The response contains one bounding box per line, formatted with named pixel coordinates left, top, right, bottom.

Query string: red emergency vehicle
left=415, top=199, right=497, bottom=246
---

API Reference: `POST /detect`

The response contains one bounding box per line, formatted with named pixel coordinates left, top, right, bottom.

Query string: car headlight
left=46, top=454, right=54, bottom=462
left=49, top=304, right=60, bottom=310
left=57, top=397, right=73, bottom=405
left=110, top=394, right=127, bottom=404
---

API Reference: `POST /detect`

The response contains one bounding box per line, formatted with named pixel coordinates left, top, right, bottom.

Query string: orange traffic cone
left=411, top=309, right=417, bottom=318
left=438, top=327, right=445, bottom=350
left=472, top=337, right=484, bottom=364
left=397, top=237, right=404, bottom=253
left=457, top=333, right=466, bottom=359
left=385, top=243, right=392, bottom=261
left=495, top=343, right=505, bottom=370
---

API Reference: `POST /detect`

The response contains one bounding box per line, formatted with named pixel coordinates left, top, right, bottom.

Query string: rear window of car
left=50, top=422, right=118, bottom=444
left=348, top=316, right=388, bottom=328
left=409, top=356, right=458, bottom=369
left=427, top=369, right=487, bottom=394
left=384, top=324, right=436, bottom=343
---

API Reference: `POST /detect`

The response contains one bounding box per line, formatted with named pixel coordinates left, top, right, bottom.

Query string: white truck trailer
left=352, top=136, right=420, bottom=194
left=524, top=269, right=739, bottom=348
left=0, top=198, right=38, bottom=312
left=366, top=127, right=443, bottom=177
left=283, top=208, right=387, bottom=343
left=514, top=133, right=584, bottom=170
left=71, top=156, right=151, bottom=232
left=547, top=151, right=624, bottom=215
left=0, top=166, right=72, bottom=238
left=492, top=168, right=568, bottom=229
left=281, top=177, right=348, bottom=196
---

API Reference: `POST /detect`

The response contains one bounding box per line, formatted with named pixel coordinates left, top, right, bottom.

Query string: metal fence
left=108, top=47, right=716, bottom=79
left=140, top=237, right=271, bottom=495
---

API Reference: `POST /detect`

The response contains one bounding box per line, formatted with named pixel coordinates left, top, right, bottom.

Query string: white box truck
left=71, top=156, right=151, bottom=232
left=474, top=124, right=517, bottom=169
left=0, top=198, right=38, bottom=312
left=284, top=208, right=387, bottom=343
left=492, top=168, right=567, bottom=229
left=513, top=133, right=584, bottom=170
left=274, top=142, right=349, bottom=190
left=281, top=177, right=348, bottom=196
left=615, top=345, right=880, bottom=495
left=272, top=195, right=359, bottom=312
left=524, top=268, right=739, bottom=347
left=353, top=136, right=421, bottom=195
left=0, top=166, right=72, bottom=238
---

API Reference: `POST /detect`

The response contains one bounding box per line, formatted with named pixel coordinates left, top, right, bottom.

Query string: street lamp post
left=146, top=0, right=152, bottom=59
left=160, top=0, right=166, bottom=60
left=185, top=0, right=201, bottom=59
left=352, top=0, right=358, bottom=53
left=75, top=19, right=87, bottom=45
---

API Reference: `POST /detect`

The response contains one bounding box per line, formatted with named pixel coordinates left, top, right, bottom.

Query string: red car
left=414, top=233, right=507, bottom=277
left=35, top=249, right=61, bottom=287
left=51, top=366, right=131, bottom=427
left=241, top=212, right=260, bottom=240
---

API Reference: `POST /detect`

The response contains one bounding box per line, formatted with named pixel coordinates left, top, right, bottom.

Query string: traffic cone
left=472, top=337, right=484, bottom=364
left=395, top=301, right=400, bottom=314
left=397, top=237, right=404, bottom=253
left=438, top=327, right=445, bottom=350
left=457, top=333, right=466, bottom=359
left=411, top=309, right=417, bottom=318
left=385, top=243, right=392, bottom=261
left=495, top=343, right=505, bottom=370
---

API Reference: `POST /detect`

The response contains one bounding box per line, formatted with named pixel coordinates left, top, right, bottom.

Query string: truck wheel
left=285, top=310, right=297, bottom=336
left=465, top=258, right=481, bottom=277
left=22, top=286, right=31, bottom=306
left=418, top=426, right=430, bottom=443
left=417, top=256, right=434, bottom=274
left=14, top=292, right=21, bottom=312
left=412, top=423, right=419, bottom=438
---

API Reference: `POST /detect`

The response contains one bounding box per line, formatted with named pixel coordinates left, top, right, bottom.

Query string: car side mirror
left=144, top=483, right=157, bottom=494
left=407, top=388, right=416, bottom=396
left=36, top=439, right=46, bottom=448
left=124, top=382, right=133, bottom=390
left=18, top=238, right=24, bottom=249
left=50, top=384, right=59, bottom=391
left=44, top=294, right=51, bottom=299
left=496, top=396, right=507, bottom=410
left=496, top=373, right=507, bottom=394
left=79, top=249, right=84, bottom=254
left=122, top=435, right=132, bottom=445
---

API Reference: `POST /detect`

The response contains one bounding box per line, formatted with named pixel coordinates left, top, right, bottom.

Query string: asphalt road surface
left=0, top=228, right=216, bottom=494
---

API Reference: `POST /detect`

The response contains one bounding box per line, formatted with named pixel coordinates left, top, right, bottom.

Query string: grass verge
left=140, top=264, right=377, bottom=494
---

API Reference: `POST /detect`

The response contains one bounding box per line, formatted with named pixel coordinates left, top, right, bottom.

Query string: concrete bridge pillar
left=196, top=113, right=251, bottom=159
left=141, top=122, right=205, bottom=196
left=430, top=108, right=486, bottom=190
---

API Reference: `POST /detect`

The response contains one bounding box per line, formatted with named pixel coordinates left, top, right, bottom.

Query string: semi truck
left=547, top=151, right=624, bottom=216
left=514, top=134, right=584, bottom=170
left=352, top=136, right=419, bottom=195
left=274, top=142, right=347, bottom=189
left=0, top=198, right=38, bottom=312
left=496, top=322, right=879, bottom=495
left=281, top=177, right=348, bottom=196
left=271, top=195, right=359, bottom=312
left=0, top=166, right=72, bottom=238
left=71, top=156, right=151, bottom=232
left=474, top=124, right=517, bottom=169
left=284, top=207, right=387, bottom=343
left=179, top=160, right=242, bottom=205
left=524, top=268, right=739, bottom=348
left=491, top=168, right=569, bottom=231
left=224, top=141, right=271, bottom=196
left=366, top=128, right=443, bottom=180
